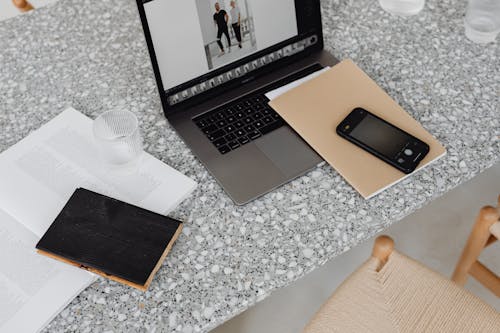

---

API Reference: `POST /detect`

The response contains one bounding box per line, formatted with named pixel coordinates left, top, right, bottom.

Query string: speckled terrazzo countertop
left=0, top=0, right=498, bottom=332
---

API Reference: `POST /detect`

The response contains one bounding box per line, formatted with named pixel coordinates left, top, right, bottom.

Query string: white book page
left=265, top=67, right=331, bottom=100
left=0, top=208, right=95, bottom=333
left=0, top=108, right=196, bottom=237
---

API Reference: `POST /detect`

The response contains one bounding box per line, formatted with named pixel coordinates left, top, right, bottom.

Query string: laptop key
left=208, top=129, right=225, bottom=141
left=248, top=131, right=262, bottom=140
left=225, top=133, right=236, bottom=141
left=196, top=120, right=208, bottom=129
left=228, top=140, right=240, bottom=149
left=253, top=112, right=263, bottom=119
left=234, top=121, right=244, bottom=128
left=263, top=116, right=273, bottom=124
left=213, top=137, right=226, bottom=148
left=227, top=116, right=236, bottom=123
left=217, top=120, right=227, bottom=127
left=254, top=120, right=265, bottom=128
left=259, top=119, right=285, bottom=135
left=238, top=137, right=250, bottom=145
left=252, top=104, right=263, bottom=111
left=218, top=145, right=231, bottom=154
left=262, top=108, right=272, bottom=115
left=203, top=124, right=218, bottom=133
left=271, top=112, right=281, bottom=120
left=225, top=125, right=236, bottom=133
left=235, top=129, right=246, bottom=137
left=244, top=125, right=256, bottom=132
left=244, top=117, right=253, bottom=124
left=252, top=96, right=265, bottom=104
left=202, top=116, right=214, bottom=123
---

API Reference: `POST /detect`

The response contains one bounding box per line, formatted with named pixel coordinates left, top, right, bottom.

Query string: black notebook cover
left=36, top=188, right=183, bottom=290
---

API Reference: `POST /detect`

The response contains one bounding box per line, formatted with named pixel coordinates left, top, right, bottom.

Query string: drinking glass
left=93, top=109, right=143, bottom=167
left=378, top=0, right=425, bottom=16
left=465, top=0, right=500, bottom=43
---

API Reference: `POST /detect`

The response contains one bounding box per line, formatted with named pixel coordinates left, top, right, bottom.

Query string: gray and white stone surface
left=0, top=0, right=498, bottom=332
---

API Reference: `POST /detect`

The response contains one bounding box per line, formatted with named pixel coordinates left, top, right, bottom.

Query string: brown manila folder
left=269, top=59, right=446, bottom=199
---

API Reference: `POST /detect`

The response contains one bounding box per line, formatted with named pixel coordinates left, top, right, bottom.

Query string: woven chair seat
left=304, top=251, right=500, bottom=333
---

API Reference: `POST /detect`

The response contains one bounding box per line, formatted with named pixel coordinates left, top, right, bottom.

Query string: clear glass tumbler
left=378, top=0, right=425, bottom=16
left=93, top=109, right=143, bottom=167
left=465, top=0, right=500, bottom=43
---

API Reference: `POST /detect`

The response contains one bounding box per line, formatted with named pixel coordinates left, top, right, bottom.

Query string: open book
left=0, top=108, right=197, bottom=332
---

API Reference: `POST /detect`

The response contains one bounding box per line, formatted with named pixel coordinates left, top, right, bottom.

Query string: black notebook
left=36, top=188, right=183, bottom=291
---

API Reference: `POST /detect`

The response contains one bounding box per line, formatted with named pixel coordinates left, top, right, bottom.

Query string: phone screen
left=349, top=114, right=409, bottom=159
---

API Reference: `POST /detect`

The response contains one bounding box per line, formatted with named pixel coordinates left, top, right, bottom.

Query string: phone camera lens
left=397, top=158, right=405, bottom=164
left=404, top=149, right=413, bottom=156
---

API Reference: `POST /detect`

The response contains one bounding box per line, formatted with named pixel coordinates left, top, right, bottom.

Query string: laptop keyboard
left=194, top=94, right=284, bottom=154
left=193, top=63, right=324, bottom=155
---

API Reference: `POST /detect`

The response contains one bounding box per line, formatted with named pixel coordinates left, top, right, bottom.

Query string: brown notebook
left=269, top=59, right=446, bottom=199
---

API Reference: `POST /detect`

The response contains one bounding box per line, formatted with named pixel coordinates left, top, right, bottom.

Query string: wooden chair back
left=12, top=0, right=34, bottom=12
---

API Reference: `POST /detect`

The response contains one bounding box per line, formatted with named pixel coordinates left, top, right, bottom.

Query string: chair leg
left=469, top=261, right=500, bottom=297
left=372, top=235, right=394, bottom=271
left=452, top=206, right=499, bottom=286
left=490, top=222, right=500, bottom=241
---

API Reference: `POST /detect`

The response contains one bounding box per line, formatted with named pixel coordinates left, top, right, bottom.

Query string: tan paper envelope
left=269, top=59, right=446, bottom=198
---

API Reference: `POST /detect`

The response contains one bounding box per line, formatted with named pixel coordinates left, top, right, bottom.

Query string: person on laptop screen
left=230, top=1, right=242, bottom=49
left=213, top=2, right=231, bottom=56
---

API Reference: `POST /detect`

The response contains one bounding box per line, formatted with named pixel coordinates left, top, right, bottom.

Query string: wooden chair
left=303, top=235, right=500, bottom=333
left=12, top=0, right=34, bottom=12
left=452, top=195, right=500, bottom=297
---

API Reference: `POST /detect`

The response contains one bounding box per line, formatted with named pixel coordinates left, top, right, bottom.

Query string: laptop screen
left=139, top=0, right=322, bottom=107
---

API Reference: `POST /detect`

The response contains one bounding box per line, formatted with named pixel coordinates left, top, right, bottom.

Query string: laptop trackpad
left=255, top=126, right=321, bottom=176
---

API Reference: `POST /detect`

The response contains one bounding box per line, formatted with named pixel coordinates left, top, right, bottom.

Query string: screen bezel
left=136, top=0, right=324, bottom=115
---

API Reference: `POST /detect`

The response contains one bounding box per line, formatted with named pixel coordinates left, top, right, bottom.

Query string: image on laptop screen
left=143, top=0, right=298, bottom=93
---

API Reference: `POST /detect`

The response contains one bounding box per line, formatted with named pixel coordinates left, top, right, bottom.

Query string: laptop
left=136, top=0, right=338, bottom=205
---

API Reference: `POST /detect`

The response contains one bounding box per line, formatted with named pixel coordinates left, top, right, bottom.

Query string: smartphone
left=336, top=108, right=430, bottom=174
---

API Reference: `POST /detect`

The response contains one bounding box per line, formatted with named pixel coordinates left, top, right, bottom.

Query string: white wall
left=197, top=0, right=217, bottom=44
left=252, top=0, right=297, bottom=50
left=144, top=0, right=208, bottom=90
